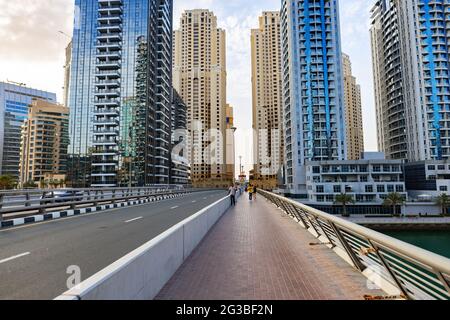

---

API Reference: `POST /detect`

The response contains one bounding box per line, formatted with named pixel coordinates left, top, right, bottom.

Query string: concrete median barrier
left=55, top=193, right=239, bottom=300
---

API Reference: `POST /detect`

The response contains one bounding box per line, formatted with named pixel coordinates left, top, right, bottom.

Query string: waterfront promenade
left=156, top=195, right=383, bottom=300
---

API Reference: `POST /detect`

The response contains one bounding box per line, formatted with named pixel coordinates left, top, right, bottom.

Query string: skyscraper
left=63, top=40, right=72, bottom=108
left=173, top=9, right=234, bottom=188
left=251, top=11, right=283, bottom=190
left=68, top=0, right=173, bottom=187
left=170, top=88, right=189, bottom=185
left=19, top=99, right=69, bottom=187
left=371, top=0, right=450, bottom=162
left=0, top=81, right=56, bottom=179
left=342, top=53, right=364, bottom=160
left=370, top=0, right=408, bottom=160
left=281, top=0, right=347, bottom=196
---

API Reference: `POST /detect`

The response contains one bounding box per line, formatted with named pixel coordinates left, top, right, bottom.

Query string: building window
left=333, top=185, right=341, bottom=193
left=440, top=186, right=448, bottom=192
left=377, top=185, right=385, bottom=193
left=365, top=185, right=373, bottom=193
left=316, top=185, right=324, bottom=193
left=313, top=166, right=320, bottom=174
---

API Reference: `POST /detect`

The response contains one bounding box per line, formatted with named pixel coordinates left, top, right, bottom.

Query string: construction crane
left=6, top=79, right=26, bottom=87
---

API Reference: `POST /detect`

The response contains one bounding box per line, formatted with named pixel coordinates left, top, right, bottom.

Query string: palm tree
left=435, top=193, right=450, bottom=217
left=335, top=193, right=355, bottom=217
left=0, top=175, right=16, bottom=190
left=383, top=192, right=405, bottom=217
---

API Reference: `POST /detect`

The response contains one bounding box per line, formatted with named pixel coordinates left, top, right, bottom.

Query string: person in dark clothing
left=228, top=185, right=237, bottom=206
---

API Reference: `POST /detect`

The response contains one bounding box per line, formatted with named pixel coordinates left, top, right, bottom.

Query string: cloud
left=0, top=0, right=73, bottom=63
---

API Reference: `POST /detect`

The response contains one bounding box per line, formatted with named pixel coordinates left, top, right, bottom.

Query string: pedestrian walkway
left=156, top=195, right=383, bottom=300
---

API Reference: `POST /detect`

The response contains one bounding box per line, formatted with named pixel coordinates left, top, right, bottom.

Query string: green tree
left=334, top=193, right=355, bottom=217
left=435, top=193, right=450, bottom=217
left=23, top=180, right=38, bottom=189
left=383, top=193, right=405, bottom=217
left=0, top=175, right=16, bottom=190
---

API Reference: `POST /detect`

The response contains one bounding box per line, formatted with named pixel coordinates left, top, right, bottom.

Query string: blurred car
left=40, top=190, right=84, bottom=205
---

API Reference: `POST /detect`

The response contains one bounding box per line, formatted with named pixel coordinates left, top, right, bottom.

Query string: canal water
left=383, top=230, right=450, bottom=259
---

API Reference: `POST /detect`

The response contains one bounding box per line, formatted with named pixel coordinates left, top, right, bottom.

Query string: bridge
left=0, top=187, right=449, bottom=300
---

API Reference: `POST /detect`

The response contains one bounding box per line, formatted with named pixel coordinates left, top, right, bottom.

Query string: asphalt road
left=0, top=190, right=228, bottom=300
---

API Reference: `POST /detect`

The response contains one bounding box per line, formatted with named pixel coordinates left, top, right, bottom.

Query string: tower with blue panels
left=68, top=0, right=173, bottom=187
left=281, top=0, right=347, bottom=196
left=381, top=0, right=450, bottom=162
left=0, top=82, right=56, bottom=178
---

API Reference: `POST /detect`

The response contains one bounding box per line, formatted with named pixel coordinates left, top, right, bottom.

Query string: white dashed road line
left=125, top=217, right=143, bottom=223
left=0, top=252, right=31, bottom=265
left=170, top=206, right=179, bottom=209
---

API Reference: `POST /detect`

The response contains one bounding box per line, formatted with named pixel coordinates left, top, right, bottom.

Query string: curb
left=1, top=192, right=191, bottom=229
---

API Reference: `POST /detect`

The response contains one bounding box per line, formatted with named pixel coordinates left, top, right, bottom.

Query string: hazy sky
left=0, top=0, right=376, bottom=173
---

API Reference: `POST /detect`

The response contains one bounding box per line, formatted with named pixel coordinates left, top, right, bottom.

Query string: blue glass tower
left=68, top=0, right=173, bottom=187
left=281, top=0, right=347, bottom=195
left=0, top=82, right=56, bottom=178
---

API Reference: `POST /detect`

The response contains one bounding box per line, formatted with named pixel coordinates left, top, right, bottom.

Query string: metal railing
left=0, top=186, right=194, bottom=222
left=259, top=190, right=450, bottom=300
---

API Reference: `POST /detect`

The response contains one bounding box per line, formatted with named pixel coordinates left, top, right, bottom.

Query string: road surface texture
left=157, top=194, right=384, bottom=300
left=0, top=190, right=227, bottom=300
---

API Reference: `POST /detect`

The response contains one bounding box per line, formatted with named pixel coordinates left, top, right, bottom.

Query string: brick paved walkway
left=156, top=195, right=383, bottom=300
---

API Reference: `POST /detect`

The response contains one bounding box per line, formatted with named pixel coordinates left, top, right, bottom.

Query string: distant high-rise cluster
left=0, top=82, right=57, bottom=179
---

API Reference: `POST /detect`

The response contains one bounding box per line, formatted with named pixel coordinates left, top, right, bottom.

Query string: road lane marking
left=170, top=206, right=179, bottom=209
left=192, top=201, right=197, bottom=203
left=125, top=217, right=143, bottom=223
left=0, top=252, right=31, bottom=265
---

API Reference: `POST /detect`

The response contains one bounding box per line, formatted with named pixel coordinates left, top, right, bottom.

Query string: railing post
left=25, top=193, right=31, bottom=207
left=311, top=215, right=336, bottom=248
left=330, top=222, right=366, bottom=272
left=112, top=190, right=116, bottom=204
left=434, top=270, right=450, bottom=296
left=39, top=191, right=47, bottom=214
left=94, top=191, right=99, bottom=206
left=367, top=239, right=410, bottom=299
left=0, top=194, right=3, bottom=222
left=291, top=206, right=310, bottom=229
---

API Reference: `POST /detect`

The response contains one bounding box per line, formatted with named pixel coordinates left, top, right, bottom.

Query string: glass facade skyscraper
left=0, top=82, right=56, bottom=179
left=68, top=0, right=173, bottom=187
left=281, top=0, right=347, bottom=196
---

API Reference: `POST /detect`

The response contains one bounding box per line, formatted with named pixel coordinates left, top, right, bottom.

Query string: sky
left=0, top=0, right=376, bottom=175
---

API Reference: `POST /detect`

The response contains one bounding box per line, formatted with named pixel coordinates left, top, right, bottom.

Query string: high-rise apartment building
left=371, top=0, right=450, bottom=162
left=0, top=81, right=57, bottom=179
left=370, top=0, right=408, bottom=160
left=170, top=89, right=189, bottom=185
left=68, top=0, right=173, bottom=187
left=19, top=99, right=69, bottom=187
left=342, top=53, right=364, bottom=160
left=251, top=11, right=283, bottom=190
left=173, top=9, right=234, bottom=188
left=281, top=0, right=347, bottom=196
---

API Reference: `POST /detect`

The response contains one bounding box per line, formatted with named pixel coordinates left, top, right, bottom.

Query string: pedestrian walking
left=248, top=184, right=253, bottom=201
left=253, top=186, right=257, bottom=199
left=228, top=185, right=236, bottom=206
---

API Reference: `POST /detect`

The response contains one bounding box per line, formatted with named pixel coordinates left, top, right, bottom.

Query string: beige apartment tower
left=173, top=9, right=234, bottom=188
left=19, top=99, right=69, bottom=187
left=342, top=53, right=364, bottom=160
left=251, top=12, right=283, bottom=190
